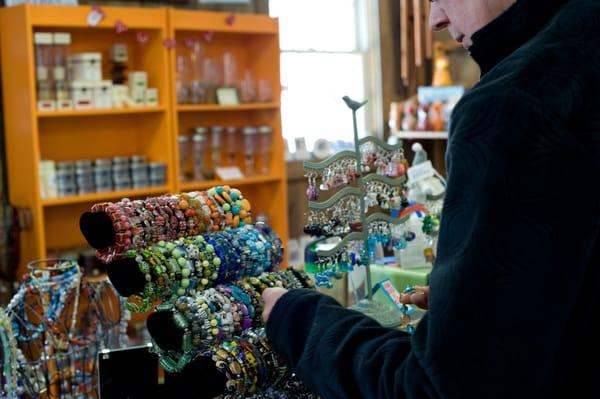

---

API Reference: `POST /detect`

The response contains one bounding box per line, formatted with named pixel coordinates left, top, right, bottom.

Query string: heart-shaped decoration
left=136, top=32, right=150, bottom=45
left=225, top=14, right=236, bottom=26
left=163, top=38, right=176, bottom=49
left=203, top=31, right=215, bottom=43
left=115, top=20, right=128, bottom=34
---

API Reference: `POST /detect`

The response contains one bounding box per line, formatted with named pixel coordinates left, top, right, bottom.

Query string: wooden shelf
left=177, top=103, right=280, bottom=112
left=392, top=131, right=449, bottom=140
left=38, top=107, right=167, bottom=118
left=42, top=186, right=170, bottom=207
left=180, top=175, right=282, bottom=192
left=170, top=8, right=278, bottom=34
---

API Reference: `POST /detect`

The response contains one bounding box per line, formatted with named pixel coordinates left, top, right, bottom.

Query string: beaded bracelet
left=117, top=225, right=284, bottom=311
left=150, top=269, right=316, bottom=369
left=88, top=187, right=253, bottom=262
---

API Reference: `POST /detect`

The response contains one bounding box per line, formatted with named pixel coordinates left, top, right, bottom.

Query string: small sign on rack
left=215, top=166, right=244, bottom=180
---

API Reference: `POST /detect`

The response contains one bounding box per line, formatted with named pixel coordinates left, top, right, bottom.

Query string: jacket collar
left=469, top=0, right=570, bottom=76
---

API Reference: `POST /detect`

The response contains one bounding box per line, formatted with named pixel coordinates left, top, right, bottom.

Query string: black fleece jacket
left=266, top=0, right=600, bottom=398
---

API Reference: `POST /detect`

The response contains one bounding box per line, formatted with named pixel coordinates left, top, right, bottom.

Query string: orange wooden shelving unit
left=0, top=5, right=289, bottom=274
left=168, top=8, right=289, bottom=253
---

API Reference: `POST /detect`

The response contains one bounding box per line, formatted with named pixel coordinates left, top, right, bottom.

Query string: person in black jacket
left=261, top=0, right=600, bottom=398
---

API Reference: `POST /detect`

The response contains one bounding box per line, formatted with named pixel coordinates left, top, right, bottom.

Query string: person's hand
left=262, top=287, right=288, bottom=324
left=400, top=286, right=429, bottom=310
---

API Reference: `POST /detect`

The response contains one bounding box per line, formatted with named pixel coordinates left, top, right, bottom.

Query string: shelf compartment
left=38, top=107, right=166, bottom=118
left=28, top=4, right=167, bottom=30
left=170, top=8, right=278, bottom=34
left=177, top=103, right=279, bottom=112
left=179, top=175, right=281, bottom=192
left=392, top=131, right=449, bottom=140
left=42, top=185, right=170, bottom=207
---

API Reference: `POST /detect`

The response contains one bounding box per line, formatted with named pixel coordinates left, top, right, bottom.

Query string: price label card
left=407, top=161, right=435, bottom=184
left=215, top=167, right=244, bottom=180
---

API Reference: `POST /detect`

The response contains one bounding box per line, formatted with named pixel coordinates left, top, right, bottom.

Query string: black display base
left=79, top=211, right=116, bottom=249
left=147, top=310, right=183, bottom=352
left=147, top=311, right=227, bottom=398
left=164, top=356, right=227, bottom=399
left=106, top=258, right=146, bottom=297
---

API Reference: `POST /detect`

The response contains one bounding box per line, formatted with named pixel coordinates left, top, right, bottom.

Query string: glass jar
left=187, top=40, right=206, bottom=104
left=192, top=129, right=207, bottom=181
left=258, top=79, right=274, bottom=103
left=257, top=125, right=273, bottom=175
left=223, top=52, right=238, bottom=88
left=240, top=70, right=257, bottom=103
left=211, top=126, right=224, bottom=170
left=243, top=126, right=258, bottom=176
left=52, top=33, right=70, bottom=83
left=175, top=50, right=192, bottom=104
left=202, top=58, right=221, bottom=104
left=225, top=127, right=238, bottom=166
left=34, top=32, right=53, bottom=84
left=178, top=135, right=191, bottom=181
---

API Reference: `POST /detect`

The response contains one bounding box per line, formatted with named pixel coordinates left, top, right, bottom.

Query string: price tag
left=87, top=6, right=105, bottom=27
left=215, top=167, right=244, bottom=180
left=373, top=278, right=405, bottom=312
left=407, top=160, right=435, bottom=184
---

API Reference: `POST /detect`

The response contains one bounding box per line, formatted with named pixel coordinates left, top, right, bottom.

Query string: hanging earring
left=306, top=174, right=320, bottom=201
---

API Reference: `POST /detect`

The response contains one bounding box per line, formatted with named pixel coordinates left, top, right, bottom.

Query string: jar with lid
left=210, top=126, right=224, bottom=170
left=35, top=32, right=55, bottom=111
left=257, top=126, right=273, bottom=175
left=242, top=126, right=258, bottom=176
left=225, top=127, right=238, bottom=166
left=56, top=161, right=76, bottom=197
left=94, top=159, right=113, bottom=193
left=178, top=135, right=191, bottom=181
left=175, top=48, right=192, bottom=104
left=75, top=160, right=95, bottom=194
left=192, top=128, right=207, bottom=181
left=149, top=163, right=167, bottom=186
left=112, top=156, right=131, bottom=190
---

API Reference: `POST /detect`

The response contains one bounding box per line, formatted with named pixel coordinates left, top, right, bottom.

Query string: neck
left=468, top=0, right=569, bottom=76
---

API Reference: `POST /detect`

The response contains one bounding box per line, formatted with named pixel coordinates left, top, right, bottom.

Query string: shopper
left=262, top=0, right=600, bottom=398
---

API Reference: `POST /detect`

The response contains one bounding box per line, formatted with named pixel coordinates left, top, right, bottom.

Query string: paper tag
left=87, top=7, right=105, bottom=26
left=407, top=161, right=435, bottom=184
left=215, top=167, right=244, bottom=180
left=373, top=278, right=405, bottom=312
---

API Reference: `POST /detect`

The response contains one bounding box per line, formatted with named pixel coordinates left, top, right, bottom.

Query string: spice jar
left=225, top=127, right=238, bottom=166
left=192, top=128, right=207, bottom=181
left=257, top=126, right=273, bottom=175
left=211, top=126, right=224, bottom=170
left=243, top=126, right=258, bottom=176
left=178, top=135, right=191, bottom=181
left=94, top=158, right=112, bottom=193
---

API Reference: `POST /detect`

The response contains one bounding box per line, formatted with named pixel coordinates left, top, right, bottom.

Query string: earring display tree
left=304, top=97, right=419, bottom=327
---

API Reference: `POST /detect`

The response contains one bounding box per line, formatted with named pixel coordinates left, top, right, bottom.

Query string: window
left=269, top=0, right=381, bottom=152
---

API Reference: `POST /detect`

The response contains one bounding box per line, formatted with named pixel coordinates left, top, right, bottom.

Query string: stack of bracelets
left=149, top=269, right=315, bottom=373
left=207, top=328, right=317, bottom=398
left=85, top=186, right=253, bottom=262
left=85, top=186, right=318, bottom=398
left=109, top=223, right=284, bottom=313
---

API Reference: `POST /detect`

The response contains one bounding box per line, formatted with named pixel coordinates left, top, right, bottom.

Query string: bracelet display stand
left=79, top=188, right=318, bottom=398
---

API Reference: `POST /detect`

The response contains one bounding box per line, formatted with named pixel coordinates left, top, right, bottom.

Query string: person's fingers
left=399, top=286, right=429, bottom=309
left=261, top=287, right=288, bottom=324
left=410, top=291, right=429, bottom=309
left=400, top=293, right=413, bottom=304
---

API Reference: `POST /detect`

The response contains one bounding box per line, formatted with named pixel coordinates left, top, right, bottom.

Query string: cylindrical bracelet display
left=106, top=223, right=284, bottom=313
left=81, top=186, right=252, bottom=263
left=148, top=270, right=315, bottom=372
